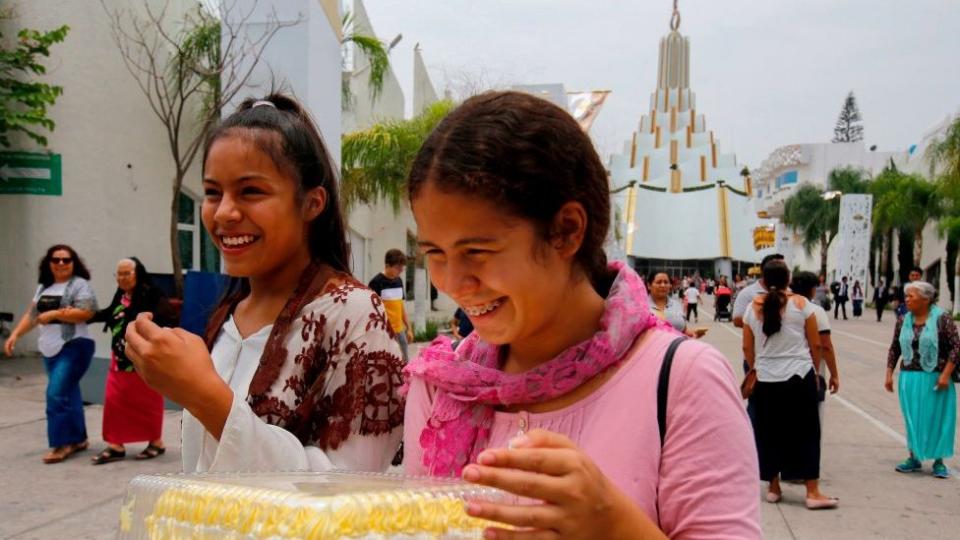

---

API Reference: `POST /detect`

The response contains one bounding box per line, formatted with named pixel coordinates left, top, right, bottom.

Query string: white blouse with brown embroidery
left=182, top=280, right=405, bottom=472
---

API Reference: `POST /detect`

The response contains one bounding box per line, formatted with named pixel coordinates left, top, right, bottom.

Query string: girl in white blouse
left=125, top=95, right=404, bottom=472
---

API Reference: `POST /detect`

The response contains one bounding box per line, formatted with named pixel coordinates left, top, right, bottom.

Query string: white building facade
left=608, top=22, right=771, bottom=280
left=0, top=0, right=226, bottom=356
left=753, top=110, right=960, bottom=312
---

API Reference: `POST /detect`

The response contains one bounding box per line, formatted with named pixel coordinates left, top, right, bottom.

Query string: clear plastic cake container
left=117, top=470, right=507, bottom=539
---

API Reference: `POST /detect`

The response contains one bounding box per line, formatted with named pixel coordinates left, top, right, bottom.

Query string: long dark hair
left=202, top=94, right=350, bottom=304
left=407, top=91, right=612, bottom=293
left=38, top=244, right=91, bottom=287
left=761, top=260, right=790, bottom=337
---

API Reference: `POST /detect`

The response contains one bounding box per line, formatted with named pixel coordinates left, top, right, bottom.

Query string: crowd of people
left=2, top=90, right=957, bottom=538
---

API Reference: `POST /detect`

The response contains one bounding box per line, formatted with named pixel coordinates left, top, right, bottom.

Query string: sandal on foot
left=91, top=447, right=126, bottom=465
left=43, top=441, right=88, bottom=464
left=805, top=497, right=839, bottom=510
left=135, top=444, right=166, bottom=460
left=765, top=491, right=782, bottom=504
left=43, top=446, right=71, bottom=464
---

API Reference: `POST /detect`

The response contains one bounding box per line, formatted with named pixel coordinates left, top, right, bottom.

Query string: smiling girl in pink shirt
left=403, top=91, right=760, bottom=539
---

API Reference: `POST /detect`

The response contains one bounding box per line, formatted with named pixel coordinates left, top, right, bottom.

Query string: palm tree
left=782, top=168, right=870, bottom=278
left=341, top=100, right=454, bottom=332
left=783, top=184, right=837, bottom=277
left=926, top=116, right=960, bottom=187
left=341, top=100, right=454, bottom=211
left=870, top=165, right=902, bottom=285
left=871, top=170, right=942, bottom=268
left=899, top=174, right=942, bottom=266
left=827, top=166, right=870, bottom=196
left=928, top=116, right=960, bottom=311
left=341, top=10, right=390, bottom=106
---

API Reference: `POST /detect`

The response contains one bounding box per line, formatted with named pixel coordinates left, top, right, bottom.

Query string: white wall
left=0, top=0, right=204, bottom=356
left=222, top=0, right=342, bottom=162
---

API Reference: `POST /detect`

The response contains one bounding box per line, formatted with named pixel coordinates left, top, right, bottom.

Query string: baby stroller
left=714, top=286, right=733, bottom=321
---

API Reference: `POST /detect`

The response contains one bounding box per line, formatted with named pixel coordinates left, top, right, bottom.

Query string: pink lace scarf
left=404, top=261, right=674, bottom=477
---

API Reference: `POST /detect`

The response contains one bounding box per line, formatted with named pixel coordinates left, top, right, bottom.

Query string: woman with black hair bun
left=124, top=95, right=404, bottom=473
left=743, top=260, right=837, bottom=509
left=89, top=257, right=176, bottom=465
left=3, top=244, right=99, bottom=464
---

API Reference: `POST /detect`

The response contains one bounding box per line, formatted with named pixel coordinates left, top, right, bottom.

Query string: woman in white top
left=4, top=244, right=99, bottom=463
left=743, top=260, right=838, bottom=510
left=125, top=95, right=404, bottom=473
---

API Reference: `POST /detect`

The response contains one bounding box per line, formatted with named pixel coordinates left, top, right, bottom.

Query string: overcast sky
left=358, top=0, right=960, bottom=169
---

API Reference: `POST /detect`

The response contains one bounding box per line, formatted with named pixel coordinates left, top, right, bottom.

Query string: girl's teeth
left=465, top=299, right=502, bottom=316
left=222, top=235, right=255, bottom=247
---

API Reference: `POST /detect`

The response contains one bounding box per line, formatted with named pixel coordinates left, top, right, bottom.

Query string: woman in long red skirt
left=90, top=258, right=175, bottom=464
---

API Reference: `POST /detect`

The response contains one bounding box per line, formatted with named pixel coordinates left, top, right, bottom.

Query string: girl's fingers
left=476, top=447, right=575, bottom=476
left=481, top=526, right=559, bottom=540
left=513, top=429, right=577, bottom=450
left=132, top=313, right=162, bottom=340
left=466, top=500, right=561, bottom=531
left=124, top=321, right=149, bottom=359
left=463, top=464, right=567, bottom=502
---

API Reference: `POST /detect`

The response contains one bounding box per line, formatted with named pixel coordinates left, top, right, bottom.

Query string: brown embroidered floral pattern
left=206, top=263, right=405, bottom=452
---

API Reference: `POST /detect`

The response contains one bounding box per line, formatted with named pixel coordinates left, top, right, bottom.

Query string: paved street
left=696, top=301, right=960, bottom=539
left=1, top=308, right=958, bottom=539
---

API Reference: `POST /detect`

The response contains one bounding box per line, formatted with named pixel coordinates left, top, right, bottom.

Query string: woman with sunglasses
left=3, top=244, right=99, bottom=463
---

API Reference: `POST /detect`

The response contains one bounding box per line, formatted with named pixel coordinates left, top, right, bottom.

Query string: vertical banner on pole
left=836, top=194, right=873, bottom=287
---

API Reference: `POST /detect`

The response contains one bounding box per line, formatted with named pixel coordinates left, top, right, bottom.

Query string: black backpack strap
left=656, top=335, right=687, bottom=529
left=658, top=336, right=687, bottom=448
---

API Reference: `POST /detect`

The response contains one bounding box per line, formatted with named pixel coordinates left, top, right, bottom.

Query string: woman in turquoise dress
left=885, top=281, right=958, bottom=478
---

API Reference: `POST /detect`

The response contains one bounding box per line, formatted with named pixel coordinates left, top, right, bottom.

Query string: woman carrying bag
left=742, top=260, right=839, bottom=509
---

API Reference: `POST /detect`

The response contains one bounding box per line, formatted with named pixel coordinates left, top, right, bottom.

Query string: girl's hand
left=125, top=313, right=222, bottom=408
left=3, top=335, right=17, bottom=357
left=884, top=372, right=894, bottom=393
left=462, top=429, right=661, bottom=540
left=935, top=375, right=950, bottom=391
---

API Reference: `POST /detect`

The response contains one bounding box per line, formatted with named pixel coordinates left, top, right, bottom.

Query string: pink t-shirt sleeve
left=402, top=376, right=434, bottom=476
left=658, top=341, right=761, bottom=539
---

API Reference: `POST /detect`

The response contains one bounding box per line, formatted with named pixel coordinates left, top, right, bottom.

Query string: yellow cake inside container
left=119, top=470, right=506, bottom=540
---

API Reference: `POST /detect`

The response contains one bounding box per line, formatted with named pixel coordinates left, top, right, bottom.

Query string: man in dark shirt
left=368, top=249, right=413, bottom=361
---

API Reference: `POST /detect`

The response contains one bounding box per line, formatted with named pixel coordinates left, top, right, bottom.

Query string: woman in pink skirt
left=90, top=258, right=175, bottom=464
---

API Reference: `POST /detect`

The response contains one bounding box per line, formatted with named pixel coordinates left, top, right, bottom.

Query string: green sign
left=0, top=151, right=62, bottom=195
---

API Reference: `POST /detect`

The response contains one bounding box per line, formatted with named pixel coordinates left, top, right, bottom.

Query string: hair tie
left=252, top=100, right=276, bottom=109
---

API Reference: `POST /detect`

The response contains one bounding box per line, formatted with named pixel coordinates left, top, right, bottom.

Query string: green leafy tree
left=926, top=116, right=960, bottom=185
left=869, top=164, right=902, bottom=284
left=341, top=10, right=390, bottom=108
left=341, top=99, right=453, bottom=333
left=0, top=16, right=69, bottom=148
left=899, top=174, right=941, bottom=266
left=783, top=184, right=837, bottom=277
left=104, top=1, right=296, bottom=295
left=832, top=91, right=864, bottom=143
left=871, top=168, right=941, bottom=267
left=927, top=116, right=960, bottom=311
left=341, top=100, right=454, bottom=211
left=782, top=168, right=870, bottom=277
